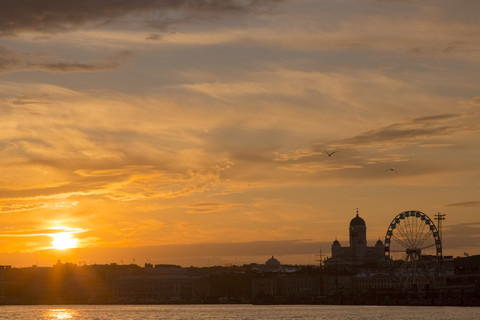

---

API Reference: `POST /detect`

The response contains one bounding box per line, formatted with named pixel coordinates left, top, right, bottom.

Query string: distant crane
left=315, top=247, right=325, bottom=267
left=325, top=150, right=337, bottom=157
left=434, top=212, right=446, bottom=262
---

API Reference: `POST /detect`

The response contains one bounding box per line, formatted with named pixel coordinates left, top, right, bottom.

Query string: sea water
left=0, top=304, right=478, bottom=320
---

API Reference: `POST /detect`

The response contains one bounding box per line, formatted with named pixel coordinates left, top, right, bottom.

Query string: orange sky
left=1, top=0, right=479, bottom=267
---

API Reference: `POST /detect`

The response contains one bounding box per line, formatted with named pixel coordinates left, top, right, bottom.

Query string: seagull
left=385, top=168, right=398, bottom=175
left=325, top=150, right=337, bottom=157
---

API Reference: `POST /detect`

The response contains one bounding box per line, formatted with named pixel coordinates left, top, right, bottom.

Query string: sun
left=51, top=233, right=79, bottom=250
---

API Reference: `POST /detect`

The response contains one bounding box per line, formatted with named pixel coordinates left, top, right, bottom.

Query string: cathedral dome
left=350, top=213, right=366, bottom=226
left=265, top=256, right=281, bottom=267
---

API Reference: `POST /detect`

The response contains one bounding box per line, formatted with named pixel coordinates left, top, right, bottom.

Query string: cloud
left=0, top=46, right=134, bottom=74
left=146, top=34, right=162, bottom=41
left=337, top=113, right=465, bottom=149
left=0, top=164, right=229, bottom=210
left=1, top=73, right=477, bottom=200
left=273, top=149, right=323, bottom=162
left=183, top=202, right=239, bottom=214
left=74, top=166, right=153, bottom=178
left=268, top=111, right=480, bottom=183
left=207, top=0, right=479, bottom=63
left=443, top=222, right=480, bottom=251
left=177, top=66, right=480, bottom=185
left=278, top=162, right=363, bottom=174
left=0, top=83, right=237, bottom=208
left=346, top=113, right=467, bottom=148
left=274, top=113, right=465, bottom=165
left=0, top=226, right=86, bottom=237
left=461, top=96, right=480, bottom=109
left=0, top=0, right=282, bottom=34
left=179, top=67, right=465, bottom=128
left=445, top=201, right=480, bottom=208
left=0, top=201, right=78, bottom=214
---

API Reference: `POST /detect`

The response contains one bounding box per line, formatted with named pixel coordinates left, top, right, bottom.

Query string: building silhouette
left=324, top=210, right=384, bottom=268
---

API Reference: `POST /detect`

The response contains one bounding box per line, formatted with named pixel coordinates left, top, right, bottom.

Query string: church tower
left=349, top=209, right=367, bottom=261
left=325, top=209, right=385, bottom=268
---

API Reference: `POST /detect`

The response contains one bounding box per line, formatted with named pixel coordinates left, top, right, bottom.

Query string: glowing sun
left=51, top=233, right=79, bottom=250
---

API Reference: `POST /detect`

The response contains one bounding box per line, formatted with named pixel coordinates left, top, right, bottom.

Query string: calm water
left=0, top=305, right=478, bottom=320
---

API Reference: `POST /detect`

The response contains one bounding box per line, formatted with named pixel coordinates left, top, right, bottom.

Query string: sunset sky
left=1, top=0, right=479, bottom=267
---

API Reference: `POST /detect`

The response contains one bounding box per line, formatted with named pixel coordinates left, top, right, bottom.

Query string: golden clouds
left=0, top=0, right=480, bottom=264
left=1, top=68, right=478, bottom=255
left=183, top=202, right=239, bottom=214
left=1, top=164, right=230, bottom=211
left=0, top=226, right=86, bottom=253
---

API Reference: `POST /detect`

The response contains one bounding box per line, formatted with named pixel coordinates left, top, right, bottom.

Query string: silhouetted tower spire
left=349, top=208, right=367, bottom=262
left=349, top=209, right=366, bottom=247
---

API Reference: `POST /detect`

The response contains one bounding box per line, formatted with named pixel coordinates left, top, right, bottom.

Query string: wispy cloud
left=0, top=46, right=134, bottom=74
left=445, top=201, right=480, bottom=208
left=0, top=201, right=78, bottom=214
left=0, top=0, right=282, bottom=34
left=337, top=113, right=465, bottom=149
left=0, top=164, right=230, bottom=213
left=0, top=226, right=86, bottom=237
left=278, top=162, right=363, bottom=174
left=273, top=149, right=323, bottom=162
left=444, top=221, right=480, bottom=250
left=183, top=202, right=239, bottom=214
left=274, top=113, right=466, bottom=164
left=270, top=111, right=478, bottom=183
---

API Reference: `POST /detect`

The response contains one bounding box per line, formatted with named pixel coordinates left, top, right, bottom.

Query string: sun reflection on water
left=47, top=309, right=77, bottom=320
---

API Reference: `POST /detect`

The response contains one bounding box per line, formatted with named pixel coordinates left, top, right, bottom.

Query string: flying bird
left=385, top=168, right=398, bottom=175
left=325, top=150, right=337, bottom=157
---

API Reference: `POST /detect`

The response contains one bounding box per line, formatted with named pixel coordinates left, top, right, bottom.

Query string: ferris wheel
left=384, top=210, right=442, bottom=290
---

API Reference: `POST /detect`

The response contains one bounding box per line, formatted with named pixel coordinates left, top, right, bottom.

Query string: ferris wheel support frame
left=384, top=210, right=443, bottom=291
